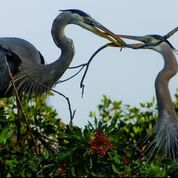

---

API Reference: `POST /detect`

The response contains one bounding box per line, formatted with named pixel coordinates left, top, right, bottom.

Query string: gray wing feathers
left=0, top=38, right=43, bottom=65
left=0, top=49, right=9, bottom=92
left=0, top=37, right=46, bottom=97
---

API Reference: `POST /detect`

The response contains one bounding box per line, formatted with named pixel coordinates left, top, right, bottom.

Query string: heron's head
left=60, top=9, right=125, bottom=47
left=117, top=34, right=176, bottom=53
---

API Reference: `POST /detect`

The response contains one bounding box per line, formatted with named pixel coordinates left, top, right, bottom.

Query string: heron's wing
left=0, top=47, right=22, bottom=97
left=0, top=37, right=45, bottom=65
left=0, top=48, right=10, bottom=94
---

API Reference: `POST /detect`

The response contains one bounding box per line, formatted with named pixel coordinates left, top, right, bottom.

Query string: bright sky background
left=1, top=1, right=178, bottom=127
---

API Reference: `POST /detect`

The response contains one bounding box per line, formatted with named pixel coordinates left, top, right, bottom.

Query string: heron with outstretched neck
left=0, top=9, right=124, bottom=97
left=117, top=34, right=178, bottom=160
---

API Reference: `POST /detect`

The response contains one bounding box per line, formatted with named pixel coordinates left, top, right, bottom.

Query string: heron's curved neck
left=43, top=14, right=75, bottom=86
left=155, top=43, right=178, bottom=117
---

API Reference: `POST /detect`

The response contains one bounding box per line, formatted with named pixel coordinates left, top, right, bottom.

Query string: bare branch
left=5, top=59, right=38, bottom=153
left=59, top=65, right=85, bottom=83
left=163, top=26, right=178, bottom=39
left=51, top=88, right=76, bottom=126
left=80, top=43, right=113, bottom=97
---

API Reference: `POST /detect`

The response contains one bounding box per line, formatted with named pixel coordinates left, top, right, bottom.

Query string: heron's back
left=0, top=37, right=44, bottom=65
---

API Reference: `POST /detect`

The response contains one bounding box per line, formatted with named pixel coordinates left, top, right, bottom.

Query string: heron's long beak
left=115, top=34, right=152, bottom=49
left=92, top=21, right=127, bottom=47
left=117, top=34, right=147, bottom=42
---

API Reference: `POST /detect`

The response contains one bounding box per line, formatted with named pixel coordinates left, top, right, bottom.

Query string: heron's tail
left=149, top=116, right=178, bottom=160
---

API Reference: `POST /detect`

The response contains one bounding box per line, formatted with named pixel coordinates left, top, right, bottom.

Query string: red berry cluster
left=88, top=131, right=113, bottom=155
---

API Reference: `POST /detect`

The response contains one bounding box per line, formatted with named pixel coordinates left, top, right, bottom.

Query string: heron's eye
left=145, top=37, right=153, bottom=43
left=83, top=17, right=93, bottom=26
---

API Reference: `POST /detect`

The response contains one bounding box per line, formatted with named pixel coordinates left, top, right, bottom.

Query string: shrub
left=0, top=90, right=178, bottom=177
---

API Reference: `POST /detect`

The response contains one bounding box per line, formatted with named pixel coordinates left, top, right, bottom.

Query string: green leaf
left=112, top=164, right=120, bottom=174
left=113, top=101, right=122, bottom=110
left=113, top=154, right=121, bottom=164
left=43, top=149, right=49, bottom=160
left=6, top=159, right=18, bottom=169
left=0, top=127, right=8, bottom=144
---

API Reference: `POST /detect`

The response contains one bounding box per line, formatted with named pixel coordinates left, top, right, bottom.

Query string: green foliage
left=0, top=91, right=178, bottom=177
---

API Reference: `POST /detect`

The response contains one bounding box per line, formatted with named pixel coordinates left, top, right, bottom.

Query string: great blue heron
left=118, top=34, right=178, bottom=160
left=0, top=9, right=123, bottom=97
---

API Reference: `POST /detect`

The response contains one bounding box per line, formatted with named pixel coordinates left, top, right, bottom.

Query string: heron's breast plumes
left=148, top=113, right=178, bottom=160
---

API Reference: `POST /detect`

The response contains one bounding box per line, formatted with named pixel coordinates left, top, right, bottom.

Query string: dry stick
left=59, top=65, right=85, bottom=83
left=23, top=71, right=75, bottom=125
left=51, top=88, right=76, bottom=125
left=80, top=43, right=114, bottom=97
left=163, top=26, right=178, bottom=39
left=67, top=43, right=114, bottom=97
left=5, top=60, right=38, bottom=153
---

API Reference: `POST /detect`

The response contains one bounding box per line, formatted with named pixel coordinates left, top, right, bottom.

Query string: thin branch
left=80, top=43, right=113, bottom=97
left=5, top=59, right=38, bottom=153
left=51, top=88, right=76, bottom=126
left=59, top=65, right=85, bottom=83
left=68, top=63, right=88, bottom=69
left=163, top=26, right=178, bottom=39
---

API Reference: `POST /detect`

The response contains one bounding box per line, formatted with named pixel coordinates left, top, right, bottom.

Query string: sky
left=1, top=1, right=178, bottom=127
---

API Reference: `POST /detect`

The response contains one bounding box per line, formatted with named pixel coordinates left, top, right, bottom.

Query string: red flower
left=57, top=163, right=66, bottom=176
left=122, top=156, right=131, bottom=166
left=88, top=131, right=113, bottom=155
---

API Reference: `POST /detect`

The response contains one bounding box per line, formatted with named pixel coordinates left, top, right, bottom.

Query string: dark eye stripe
left=84, top=17, right=94, bottom=25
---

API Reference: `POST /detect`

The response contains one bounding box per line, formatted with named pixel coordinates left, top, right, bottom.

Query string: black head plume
left=59, top=9, right=91, bottom=18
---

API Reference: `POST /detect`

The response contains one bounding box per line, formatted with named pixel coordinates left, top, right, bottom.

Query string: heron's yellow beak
left=91, top=21, right=127, bottom=47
